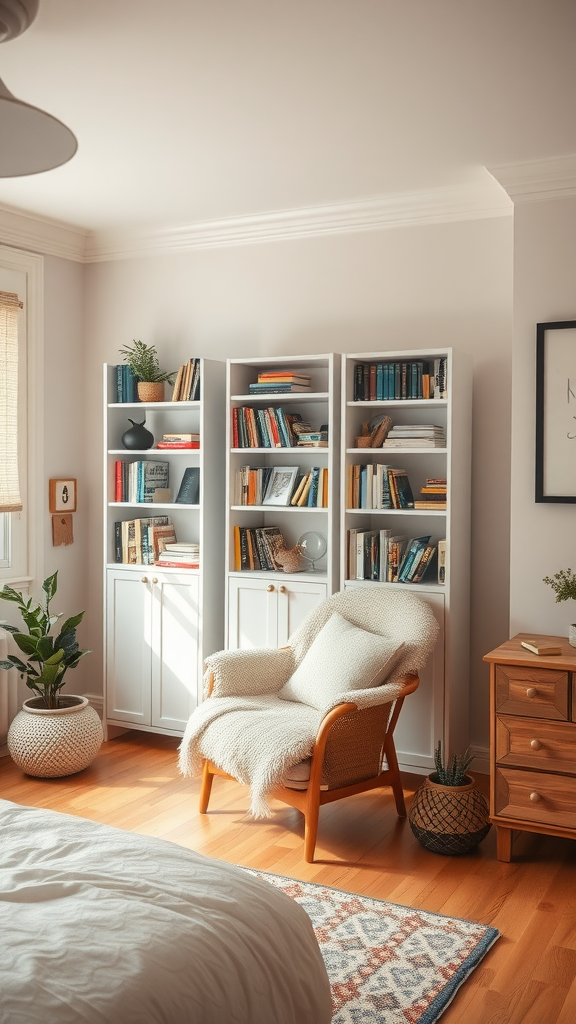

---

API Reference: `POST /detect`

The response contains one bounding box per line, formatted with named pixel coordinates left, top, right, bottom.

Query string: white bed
left=0, top=799, right=332, bottom=1023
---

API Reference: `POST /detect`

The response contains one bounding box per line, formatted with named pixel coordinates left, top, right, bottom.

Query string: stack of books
left=156, top=432, right=200, bottom=450
left=115, top=460, right=169, bottom=503
left=171, top=358, right=201, bottom=401
left=155, top=541, right=200, bottom=569
left=115, top=365, right=139, bottom=403
left=414, top=478, right=447, bottom=510
left=348, top=464, right=414, bottom=509
left=294, top=425, right=328, bottom=447
left=248, top=371, right=312, bottom=394
left=382, top=424, right=446, bottom=448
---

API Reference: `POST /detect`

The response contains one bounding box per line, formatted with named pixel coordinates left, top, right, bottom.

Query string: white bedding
left=0, top=800, right=332, bottom=1024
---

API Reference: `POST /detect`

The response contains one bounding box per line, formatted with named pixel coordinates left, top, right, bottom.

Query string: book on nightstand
left=520, top=639, right=562, bottom=656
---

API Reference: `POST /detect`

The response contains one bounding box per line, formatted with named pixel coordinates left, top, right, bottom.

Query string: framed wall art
left=536, top=320, right=576, bottom=502
left=49, top=478, right=77, bottom=513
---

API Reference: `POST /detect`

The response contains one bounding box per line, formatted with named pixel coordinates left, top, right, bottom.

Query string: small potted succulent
left=408, top=741, right=491, bottom=855
left=543, top=568, right=576, bottom=646
left=120, top=339, right=176, bottom=402
left=0, top=571, right=102, bottom=778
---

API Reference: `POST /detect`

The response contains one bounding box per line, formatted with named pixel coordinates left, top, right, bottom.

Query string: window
left=0, top=247, right=43, bottom=584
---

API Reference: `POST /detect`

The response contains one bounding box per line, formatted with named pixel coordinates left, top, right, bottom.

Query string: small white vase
left=569, top=625, right=576, bottom=648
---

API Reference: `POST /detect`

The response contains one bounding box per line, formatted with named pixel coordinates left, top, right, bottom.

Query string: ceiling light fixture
left=0, top=0, right=77, bottom=176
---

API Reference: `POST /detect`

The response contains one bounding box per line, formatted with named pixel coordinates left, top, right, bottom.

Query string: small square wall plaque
left=49, top=478, right=77, bottom=513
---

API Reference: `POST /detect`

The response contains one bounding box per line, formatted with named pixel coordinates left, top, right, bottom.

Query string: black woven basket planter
left=408, top=773, right=491, bottom=855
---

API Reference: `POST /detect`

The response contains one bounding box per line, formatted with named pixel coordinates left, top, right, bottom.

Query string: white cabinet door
left=277, top=579, right=328, bottom=647
left=227, top=576, right=278, bottom=649
left=106, top=570, right=152, bottom=726
left=151, top=573, right=199, bottom=731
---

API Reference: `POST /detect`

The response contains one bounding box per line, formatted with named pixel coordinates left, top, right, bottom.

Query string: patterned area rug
left=251, top=871, right=499, bottom=1024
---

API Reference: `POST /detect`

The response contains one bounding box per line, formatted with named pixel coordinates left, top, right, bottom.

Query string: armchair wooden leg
left=304, top=788, right=321, bottom=863
left=385, top=737, right=407, bottom=817
left=199, top=761, right=214, bottom=813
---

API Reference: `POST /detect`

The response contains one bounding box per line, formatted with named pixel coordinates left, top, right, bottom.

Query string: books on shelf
left=175, top=467, right=200, bottom=504
left=414, top=477, right=447, bottom=510
left=347, top=464, right=414, bottom=509
left=232, top=407, right=311, bottom=448
left=115, top=364, right=140, bottom=403
left=234, top=465, right=328, bottom=507
left=233, top=524, right=286, bottom=571
left=346, top=528, right=436, bottom=584
left=171, top=358, right=201, bottom=402
left=154, top=542, right=200, bottom=569
left=114, top=460, right=170, bottom=503
left=437, top=539, right=447, bottom=584
left=115, top=516, right=173, bottom=565
left=353, top=358, right=447, bottom=401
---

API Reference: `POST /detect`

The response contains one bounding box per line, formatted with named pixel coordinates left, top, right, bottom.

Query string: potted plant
left=408, top=741, right=491, bottom=855
left=543, top=567, right=576, bottom=646
left=120, top=339, right=176, bottom=402
left=0, top=571, right=102, bottom=778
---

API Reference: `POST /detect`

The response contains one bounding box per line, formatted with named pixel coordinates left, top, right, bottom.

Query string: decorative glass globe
left=297, top=532, right=327, bottom=571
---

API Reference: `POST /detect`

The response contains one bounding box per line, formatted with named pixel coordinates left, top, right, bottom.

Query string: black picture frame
left=536, top=319, right=576, bottom=503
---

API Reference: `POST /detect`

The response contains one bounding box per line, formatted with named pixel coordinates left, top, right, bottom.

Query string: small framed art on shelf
left=49, top=478, right=77, bottom=513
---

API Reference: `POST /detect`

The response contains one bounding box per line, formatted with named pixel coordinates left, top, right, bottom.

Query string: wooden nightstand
left=484, top=633, right=576, bottom=862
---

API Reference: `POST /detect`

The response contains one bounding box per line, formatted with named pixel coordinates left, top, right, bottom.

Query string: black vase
left=122, top=418, right=154, bottom=450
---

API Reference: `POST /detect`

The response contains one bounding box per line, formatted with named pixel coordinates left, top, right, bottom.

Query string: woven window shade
left=0, top=291, right=22, bottom=513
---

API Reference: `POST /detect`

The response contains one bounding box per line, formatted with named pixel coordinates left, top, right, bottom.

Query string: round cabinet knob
left=526, top=687, right=538, bottom=698
left=141, top=576, right=149, bottom=584
left=267, top=584, right=275, bottom=592
left=529, top=792, right=542, bottom=803
left=279, top=585, right=287, bottom=594
left=152, top=577, right=158, bottom=585
left=530, top=739, right=542, bottom=751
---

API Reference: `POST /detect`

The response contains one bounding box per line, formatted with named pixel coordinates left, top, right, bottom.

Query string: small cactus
left=433, top=740, right=473, bottom=786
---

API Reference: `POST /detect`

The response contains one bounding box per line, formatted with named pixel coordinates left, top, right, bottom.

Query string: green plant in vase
left=543, top=568, right=576, bottom=646
left=120, top=339, right=176, bottom=402
left=432, top=740, right=473, bottom=786
left=0, top=571, right=90, bottom=709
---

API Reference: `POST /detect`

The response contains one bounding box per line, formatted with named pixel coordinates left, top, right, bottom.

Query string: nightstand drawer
left=495, top=715, right=576, bottom=775
left=495, top=664, right=568, bottom=720
left=495, top=766, right=576, bottom=829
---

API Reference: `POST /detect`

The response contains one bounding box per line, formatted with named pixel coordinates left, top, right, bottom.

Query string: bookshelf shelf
left=341, top=348, right=471, bottom=775
left=226, top=354, right=340, bottom=650
left=103, top=360, right=225, bottom=740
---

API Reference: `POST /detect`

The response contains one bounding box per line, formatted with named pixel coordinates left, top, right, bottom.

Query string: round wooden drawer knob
left=530, top=739, right=542, bottom=750
left=267, top=584, right=275, bottom=592
left=526, top=687, right=538, bottom=698
left=279, top=585, right=287, bottom=594
left=529, top=792, right=542, bottom=803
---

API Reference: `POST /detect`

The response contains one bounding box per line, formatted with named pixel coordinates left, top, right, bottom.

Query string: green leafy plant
left=119, top=339, right=176, bottom=384
left=543, top=568, right=576, bottom=603
left=433, top=740, right=473, bottom=786
left=0, top=571, right=90, bottom=709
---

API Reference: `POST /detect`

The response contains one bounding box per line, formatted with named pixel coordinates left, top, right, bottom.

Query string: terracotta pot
left=408, top=773, right=491, bottom=855
left=7, top=695, right=103, bottom=778
left=137, top=381, right=165, bottom=402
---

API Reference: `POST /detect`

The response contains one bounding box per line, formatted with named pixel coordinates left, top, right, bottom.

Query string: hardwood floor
left=3, top=730, right=576, bottom=1023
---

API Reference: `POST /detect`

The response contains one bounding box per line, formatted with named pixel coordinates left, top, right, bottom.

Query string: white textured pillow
left=278, top=612, right=404, bottom=710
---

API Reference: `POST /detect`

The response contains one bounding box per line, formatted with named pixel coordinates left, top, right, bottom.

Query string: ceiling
left=0, top=0, right=575, bottom=237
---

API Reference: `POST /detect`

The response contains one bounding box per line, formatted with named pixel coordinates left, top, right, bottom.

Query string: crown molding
left=0, top=203, right=86, bottom=261
left=489, top=154, right=576, bottom=203
left=0, top=178, right=511, bottom=264
left=85, top=182, right=511, bottom=262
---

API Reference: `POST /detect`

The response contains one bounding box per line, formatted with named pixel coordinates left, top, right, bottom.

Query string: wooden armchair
left=196, top=588, right=439, bottom=862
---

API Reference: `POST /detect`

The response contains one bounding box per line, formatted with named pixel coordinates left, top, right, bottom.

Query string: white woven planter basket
left=7, top=696, right=103, bottom=778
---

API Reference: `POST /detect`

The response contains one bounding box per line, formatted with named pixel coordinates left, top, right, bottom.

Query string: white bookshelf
left=225, top=354, right=340, bottom=649
left=341, top=349, right=472, bottom=772
left=103, top=361, right=225, bottom=738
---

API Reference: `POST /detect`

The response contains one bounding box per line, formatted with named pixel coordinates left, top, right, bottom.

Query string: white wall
left=510, top=197, right=576, bottom=636
left=84, top=216, right=513, bottom=751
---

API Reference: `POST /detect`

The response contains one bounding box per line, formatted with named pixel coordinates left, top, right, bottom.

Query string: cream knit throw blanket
left=179, top=589, right=439, bottom=817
